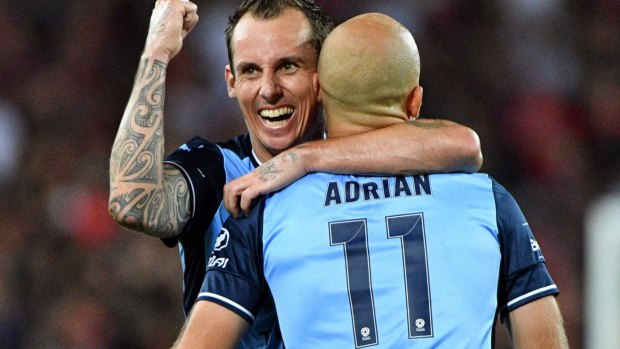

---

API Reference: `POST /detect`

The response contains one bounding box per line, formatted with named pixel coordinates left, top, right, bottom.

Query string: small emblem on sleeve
left=214, top=228, right=230, bottom=251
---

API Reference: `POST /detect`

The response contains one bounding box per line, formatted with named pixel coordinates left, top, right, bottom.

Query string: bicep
left=506, top=295, right=569, bottom=349
left=162, top=163, right=191, bottom=225
left=173, top=300, right=249, bottom=349
left=135, top=164, right=191, bottom=238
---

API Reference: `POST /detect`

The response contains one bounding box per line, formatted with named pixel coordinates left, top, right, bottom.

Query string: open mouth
left=260, top=107, right=295, bottom=127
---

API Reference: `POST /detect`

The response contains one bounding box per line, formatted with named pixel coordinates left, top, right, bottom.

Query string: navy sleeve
left=197, top=199, right=268, bottom=324
left=161, top=137, right=226, bottom=247
left=492, top=178, right=559, bottom=319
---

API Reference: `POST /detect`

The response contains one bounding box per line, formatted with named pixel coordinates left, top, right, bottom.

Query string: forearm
left=108, top=56, right=189, bottom=238
left=109, top=1, right=199, bottom=237
left=298, top=119, right=482, bottom=175
left=172, top=301, right=248, bottom=349
left=507, top=296, right=569, bottom=349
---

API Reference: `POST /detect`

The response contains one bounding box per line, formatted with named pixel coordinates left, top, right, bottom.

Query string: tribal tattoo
left=109, top=58, right=190, bottom=238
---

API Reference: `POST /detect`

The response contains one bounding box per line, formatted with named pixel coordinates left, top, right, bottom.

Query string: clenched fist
left=144, top=0, right=199, bottom=61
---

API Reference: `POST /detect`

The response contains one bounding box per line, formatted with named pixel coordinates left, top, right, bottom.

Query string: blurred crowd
left=0, top=0, right=617, bottom=348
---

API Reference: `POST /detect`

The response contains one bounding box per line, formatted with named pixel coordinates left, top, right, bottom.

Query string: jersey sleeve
left=492, top=178, right=559, bottom=318
left=197, top=199, right=268, bottom=324
left=161, top=137, right=226, bottom=246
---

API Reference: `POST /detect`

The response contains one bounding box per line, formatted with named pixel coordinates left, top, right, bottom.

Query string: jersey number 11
left=329, top=213, right=433, bottom=348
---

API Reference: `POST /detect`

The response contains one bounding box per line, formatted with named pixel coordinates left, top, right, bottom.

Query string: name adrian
left=324, top=175, right=431, bottom=206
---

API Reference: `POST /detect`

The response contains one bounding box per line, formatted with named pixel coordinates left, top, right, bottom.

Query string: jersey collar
left=251, top=148, right=262, bottom=168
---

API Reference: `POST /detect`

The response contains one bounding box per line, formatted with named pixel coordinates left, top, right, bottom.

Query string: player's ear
left=314, top=72, right=321, bottom=103
left=225, top=65, right=237, bottom=98
left=407, top=85, right=423, bottom=120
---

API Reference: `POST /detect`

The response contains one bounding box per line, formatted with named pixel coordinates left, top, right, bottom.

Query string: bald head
left=318, top=13, right=421, bottom=135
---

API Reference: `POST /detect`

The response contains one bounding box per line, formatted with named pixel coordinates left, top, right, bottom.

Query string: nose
left=259, top=73, right=283, bottom=103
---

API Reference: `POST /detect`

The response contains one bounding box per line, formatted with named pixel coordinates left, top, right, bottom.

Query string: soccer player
left=109, top=0, right=482, bottom=344
left=174, top=12, right=569, bottom=349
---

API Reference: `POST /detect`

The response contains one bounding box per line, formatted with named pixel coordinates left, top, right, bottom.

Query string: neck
left=250, top=120, right=325, bottom=163
left=326, top=106, right=408, bottom=139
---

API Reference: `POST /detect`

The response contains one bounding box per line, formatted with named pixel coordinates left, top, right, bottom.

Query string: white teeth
left=259, top=107, right=294, bottom=118
left=264, top=119, right=288, bottom=126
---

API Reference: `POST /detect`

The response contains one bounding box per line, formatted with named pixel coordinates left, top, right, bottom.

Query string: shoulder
left=488, top=176, right=513, bottom=203
left=165, top=135, right=256, bottom=175
left=487, top=177, right=528, bottom=229
left=165, top=136, right=225, bottom=165
left=217, top=133, right=253, bottom=159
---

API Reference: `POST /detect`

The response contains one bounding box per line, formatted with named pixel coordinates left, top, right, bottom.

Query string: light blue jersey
left=201, top=173, right=558, bottom=348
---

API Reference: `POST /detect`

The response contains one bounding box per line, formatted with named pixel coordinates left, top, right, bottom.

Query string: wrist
left=293, top=141, right=319, bottom=174
left=141, top=45, right=172, bottom=64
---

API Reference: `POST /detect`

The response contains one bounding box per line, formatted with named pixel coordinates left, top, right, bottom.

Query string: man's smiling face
left=225, top=8, right=322, bottom=161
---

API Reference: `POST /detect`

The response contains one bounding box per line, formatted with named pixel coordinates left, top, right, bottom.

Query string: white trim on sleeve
left=507, top=284, right=558, bottom=308
left=198, top=292, right=255, bottom=321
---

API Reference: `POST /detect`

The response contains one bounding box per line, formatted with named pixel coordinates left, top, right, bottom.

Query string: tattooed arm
left=108, top=0, right=198, bottom=238
left=224, top=118, right=482, bottom=216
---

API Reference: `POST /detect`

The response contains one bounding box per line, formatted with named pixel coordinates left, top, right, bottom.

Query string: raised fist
left=144, top=0, right=199, bottom=61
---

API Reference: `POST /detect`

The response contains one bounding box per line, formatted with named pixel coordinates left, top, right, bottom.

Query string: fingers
left=239, top=188, right=260, bottom=215
left=228, top=195, right=242, bottom=218
left=224, top=175, right=263, bottom=218
left=182, top=13, right=198, bottom=38
left=223, top=182, right=242, bottom=218
left=146, top=0, right=198, bottom=59
left=181, top=1, right=199, bottom=38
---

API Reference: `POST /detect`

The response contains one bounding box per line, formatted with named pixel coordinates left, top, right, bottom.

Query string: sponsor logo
left=530, top=238, right=540, bottom=252
left=208, top=255, right=229, bottom=268
left=214, top=228, right=230, bottom=251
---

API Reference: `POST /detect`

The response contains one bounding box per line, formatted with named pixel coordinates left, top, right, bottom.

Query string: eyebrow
left=235, top=62, right=259, bottom=73
left=235, top=55, right=309, bottom=73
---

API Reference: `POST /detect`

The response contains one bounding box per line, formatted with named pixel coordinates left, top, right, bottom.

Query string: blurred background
left=0, top=0, right=618, bottom=348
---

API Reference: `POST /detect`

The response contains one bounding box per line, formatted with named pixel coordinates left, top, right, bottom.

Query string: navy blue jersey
left=201, top=172, right=559, bottom=348
left=163, top=134, right=278, bottom=349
